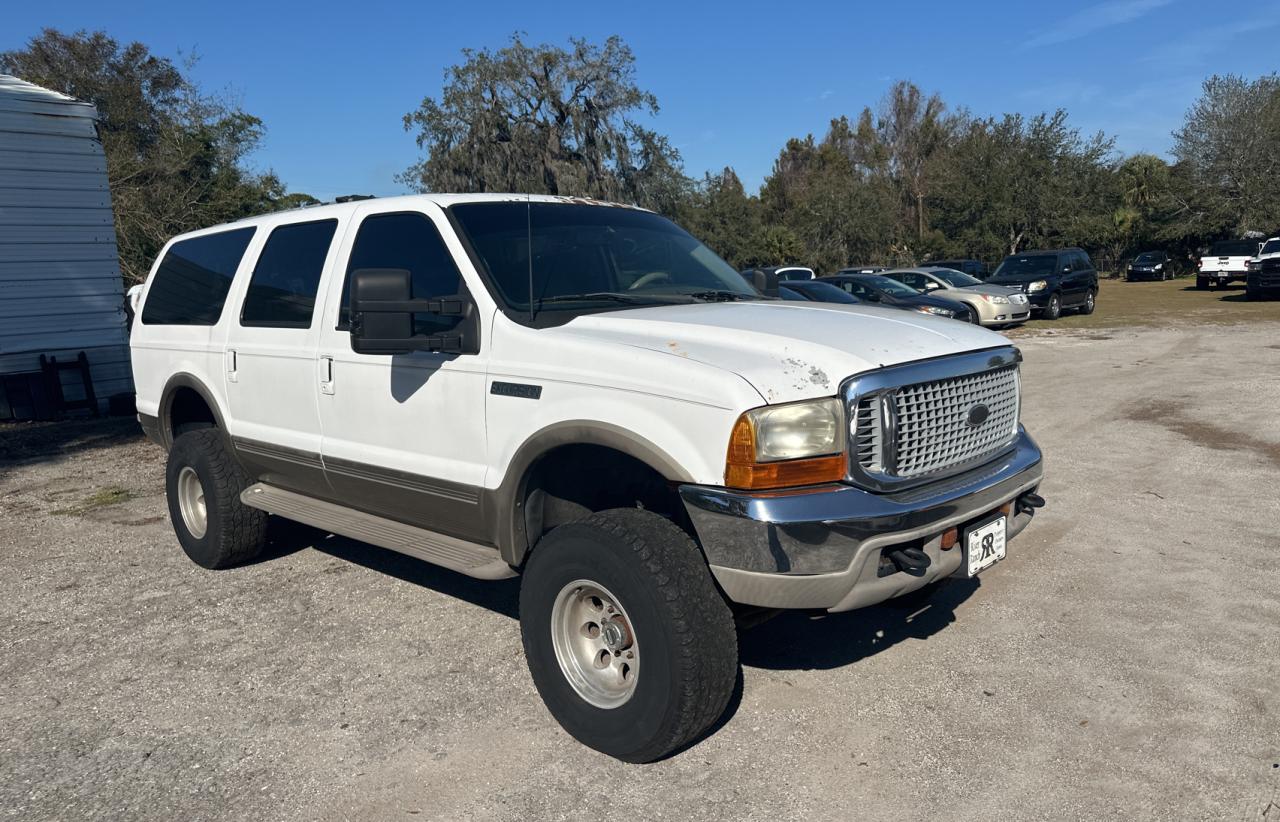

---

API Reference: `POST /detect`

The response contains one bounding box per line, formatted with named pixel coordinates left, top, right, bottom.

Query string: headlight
left=980, top=293, right=1010, bottom=304
left=1248, top=260, right=1260, bottom=271
left=725, top=398, right=846, bottom=489
left=1154, top=263, right=1163, bottom=270
left=915, top=305, right=954, bottom=317
left=1027, top=280, right=1048, bottom=293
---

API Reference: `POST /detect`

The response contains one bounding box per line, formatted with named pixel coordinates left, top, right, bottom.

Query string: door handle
left=318, top=355, right=335, bottom=395
left=225, top=349, right=238, bottom=383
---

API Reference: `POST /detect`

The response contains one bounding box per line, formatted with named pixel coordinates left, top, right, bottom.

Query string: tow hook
left=1017, top=492, right=1046, bottom=516
left=887, top=546, right=931, bottom=576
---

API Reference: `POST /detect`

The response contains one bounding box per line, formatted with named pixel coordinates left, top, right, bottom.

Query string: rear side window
left=240, top=219, right=338, bottom=328
left=141, top=228, right=256, bottom=325
left=337, top=212, right=464, bottom=335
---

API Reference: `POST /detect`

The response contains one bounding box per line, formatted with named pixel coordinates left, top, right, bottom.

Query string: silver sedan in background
left=882, top=267, right=1031, bottom=328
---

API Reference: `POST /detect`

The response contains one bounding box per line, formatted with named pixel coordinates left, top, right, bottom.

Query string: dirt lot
left=2, top=320, right=1279, bottom=821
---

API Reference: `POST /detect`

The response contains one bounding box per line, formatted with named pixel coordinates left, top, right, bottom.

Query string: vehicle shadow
left=259, top=517, right=979, bottom=668
left=260, top=520, right=522, bottom=619
left=252, top=519, right=980, bottom=758
left=738, top=576, right=981, bottom=671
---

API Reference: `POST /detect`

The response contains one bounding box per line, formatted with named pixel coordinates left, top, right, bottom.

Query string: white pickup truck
left=130, top=194, right=1044, bottom=762
left=1197, top=239, right=1261, bottom=289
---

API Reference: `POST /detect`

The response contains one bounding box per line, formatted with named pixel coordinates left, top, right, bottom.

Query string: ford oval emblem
left=966, top=403, right=990, bottom=427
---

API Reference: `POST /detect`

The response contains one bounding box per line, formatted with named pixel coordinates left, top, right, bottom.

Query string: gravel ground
left=1, top=322, right=1278, bottom=821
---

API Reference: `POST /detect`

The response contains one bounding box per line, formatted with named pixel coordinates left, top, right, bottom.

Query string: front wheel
left=520, top=509, right=738, bottom=762
left=1079, top=289, right=1096, bottom=315
left=1043, top=293, right=1062, bottom=320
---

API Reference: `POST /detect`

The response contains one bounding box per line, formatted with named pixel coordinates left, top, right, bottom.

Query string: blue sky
left=5, top=0, right=1279, bottom=199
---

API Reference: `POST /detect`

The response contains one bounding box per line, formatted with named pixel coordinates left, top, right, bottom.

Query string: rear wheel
left=1196, top=277, right=1208, bottom=290
left=520, top=508, right=738, bottom=763
left=1043, top=293, right=1062, bottom=320
left=1079, top=289, right=1096, bottom=315
left=165, top=429, right=267, bottom=569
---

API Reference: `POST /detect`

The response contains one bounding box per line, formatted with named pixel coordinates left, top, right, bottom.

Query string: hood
left=551, top=301, right=1009, bottom=404
left=956, top=284, right=1024, bottom=297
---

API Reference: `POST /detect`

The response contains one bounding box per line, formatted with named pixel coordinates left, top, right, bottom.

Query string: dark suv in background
left=987, top=248, right=1098, bottom=320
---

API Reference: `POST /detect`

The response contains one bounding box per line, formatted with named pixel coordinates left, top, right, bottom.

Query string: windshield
left=932, top=269, right=982, bottom=287
left=1260, top=239, right=1280, bottom=255
left=450, top=202, right=756, bottom=311
left=789, top=281, right=858, bottom=303
left=1209, top=240, right=1258, bottom=257
left=1134, top=252, right=1163, bottom=263
left=860, top=275, right=920, bottom=298
left=993, top=254, right=1056, bottom=280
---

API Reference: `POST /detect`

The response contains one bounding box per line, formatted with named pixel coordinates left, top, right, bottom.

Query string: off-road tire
left=1196, top=277, right=1208, bottom=290
left=520, top=508, right=738, bottom=763
left=1079, top=289, right=1096, bottom=315
left=1044, top=293, right=1062, bottom=320
left=165, top=429, right=267, bottom=569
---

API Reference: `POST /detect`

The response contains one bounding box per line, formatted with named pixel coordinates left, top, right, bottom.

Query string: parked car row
left=746, top=246, right=1099, bottom=324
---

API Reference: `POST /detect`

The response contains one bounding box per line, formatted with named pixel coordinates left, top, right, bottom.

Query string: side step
left=240, top=483, right=516, bottom=580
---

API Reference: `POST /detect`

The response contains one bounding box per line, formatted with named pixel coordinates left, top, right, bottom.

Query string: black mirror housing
left=749, top=268, right=779, bottom=296
left=349, top=267, right=476, bottom=355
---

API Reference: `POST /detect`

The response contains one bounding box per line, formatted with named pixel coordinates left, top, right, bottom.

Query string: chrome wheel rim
left=176, top=466, right=207, bottom=539
left=550, top=580, right=638, bottom=709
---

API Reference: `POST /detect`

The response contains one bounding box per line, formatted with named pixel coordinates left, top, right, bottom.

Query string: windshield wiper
left=686, top=290, right=761, bottom=302
left=536, top=292, right=682, bottom=306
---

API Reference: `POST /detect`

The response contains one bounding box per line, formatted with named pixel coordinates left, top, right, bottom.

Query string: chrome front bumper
left=679, top=428, right=1043, bottom=612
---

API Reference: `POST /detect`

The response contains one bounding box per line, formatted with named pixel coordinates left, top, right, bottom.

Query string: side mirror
left=348, top=268, right=473, bottom=355
left=749, top=268, right=779, bottom=297
left=925, top=282, right=941, bottom=291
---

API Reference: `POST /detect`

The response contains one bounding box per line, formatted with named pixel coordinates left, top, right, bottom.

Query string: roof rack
left=334, top=194, right=376, bottom=204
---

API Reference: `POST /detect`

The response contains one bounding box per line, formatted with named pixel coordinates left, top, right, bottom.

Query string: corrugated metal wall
left=0, top=75, right=132, bottom=407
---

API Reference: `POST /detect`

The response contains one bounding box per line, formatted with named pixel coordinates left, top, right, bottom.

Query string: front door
left=221, top=218, right=342, bottom=495
left=314, top=204, right=490, bottom=542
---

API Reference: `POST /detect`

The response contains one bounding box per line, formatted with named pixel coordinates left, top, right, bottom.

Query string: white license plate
left=965, top=517, right=1007, bottom=577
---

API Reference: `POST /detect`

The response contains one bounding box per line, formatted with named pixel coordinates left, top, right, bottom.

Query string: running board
left=240, top=483, right=516, bottom=580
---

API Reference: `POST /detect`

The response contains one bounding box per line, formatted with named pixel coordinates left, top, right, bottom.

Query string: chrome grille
left=852, top=397, right=884, bottom=473
left=849, top=358, right=1020, bottom=485
left=893, top=366, right=1019, bottom=477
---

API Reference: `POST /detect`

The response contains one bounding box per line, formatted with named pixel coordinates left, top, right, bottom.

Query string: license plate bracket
left=964, top=515, right=1007, bottom=577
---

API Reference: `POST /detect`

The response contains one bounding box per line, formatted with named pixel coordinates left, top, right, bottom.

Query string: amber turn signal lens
left=725, top=414, right=846, bottom=490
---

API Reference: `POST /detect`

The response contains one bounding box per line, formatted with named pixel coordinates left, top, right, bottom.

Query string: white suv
left=131, top=194, right=1045, bottom=762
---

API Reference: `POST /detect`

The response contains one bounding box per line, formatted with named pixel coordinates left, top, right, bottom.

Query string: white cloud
left=1023, top=0, right=1176, bottom=48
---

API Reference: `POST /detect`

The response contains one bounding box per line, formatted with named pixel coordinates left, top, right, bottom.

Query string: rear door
left=1062, top=252, right=1088, bottom=305
left=314, top=203, right=491, bottom=541
left=222, top=218, right=342, bottom=494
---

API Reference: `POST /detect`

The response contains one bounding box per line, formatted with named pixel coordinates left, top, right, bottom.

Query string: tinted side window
left=1077, top=252, right=1094, bottom=271
left=898, top=272, right=927, bottom=289
left=241, top=220, right=338, bottom=328
left=338, top=212, right=463, bottom=335
left=141, top=228, right=255, bottom=325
